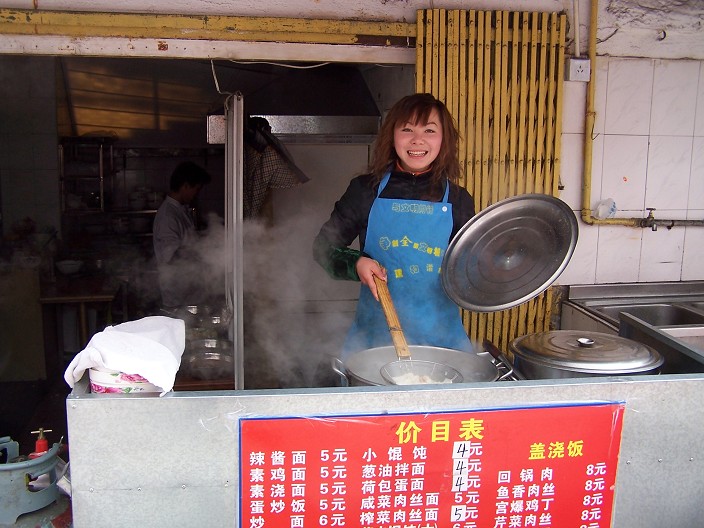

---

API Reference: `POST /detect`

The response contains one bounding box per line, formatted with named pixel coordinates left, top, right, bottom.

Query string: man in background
left=153, top=161, right=211, bottom=308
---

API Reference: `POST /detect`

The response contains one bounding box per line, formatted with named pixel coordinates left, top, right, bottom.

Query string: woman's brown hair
left=370, top=93, right=461, bottom=185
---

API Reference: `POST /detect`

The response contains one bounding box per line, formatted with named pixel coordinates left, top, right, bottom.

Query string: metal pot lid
left=442, top=194, right=578, bottom=312
left=344, top=345, right=500, bottom=385
left=510, top=330, right=664, bottom=374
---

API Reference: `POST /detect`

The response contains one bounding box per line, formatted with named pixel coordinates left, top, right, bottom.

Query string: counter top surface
left=567, top=281, right=704, bottom=303
left=173, top=370, right=235, bottom=391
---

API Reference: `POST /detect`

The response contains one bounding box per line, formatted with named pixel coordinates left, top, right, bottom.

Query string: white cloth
left=64, top=316, right=185, bottom=396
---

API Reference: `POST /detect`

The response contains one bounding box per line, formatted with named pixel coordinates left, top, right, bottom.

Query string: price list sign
left=240, top=402, right=625, bottom=528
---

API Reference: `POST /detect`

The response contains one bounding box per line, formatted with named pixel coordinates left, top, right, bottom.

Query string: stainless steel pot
left=332, top=345, right=500, bottom=386
left=163, top=304, right=233, bottom=341
left=509, top=330, right=664, bottom=379
left=181, top=338, right=234, bottom=380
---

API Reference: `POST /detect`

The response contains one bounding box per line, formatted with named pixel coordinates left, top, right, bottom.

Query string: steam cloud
left=241, top=212, right=355, bottom=388
left=157, top=210, right=354, bottom=388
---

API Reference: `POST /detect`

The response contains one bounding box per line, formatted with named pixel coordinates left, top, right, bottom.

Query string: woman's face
left=393, top=108, right=443, bottom=174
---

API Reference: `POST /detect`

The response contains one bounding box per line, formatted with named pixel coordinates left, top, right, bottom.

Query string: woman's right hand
left=356, top=257, right=387, bottom=301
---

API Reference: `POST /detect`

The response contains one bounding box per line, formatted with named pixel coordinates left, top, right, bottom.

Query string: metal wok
left=332, top=345, right=500, bottom=386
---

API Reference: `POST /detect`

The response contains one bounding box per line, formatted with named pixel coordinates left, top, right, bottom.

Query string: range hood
left=240, top=63, right=381, bottom=137
left=255, top=114, right=380, bottom=137
left=57, top=57, right=382, bottom=144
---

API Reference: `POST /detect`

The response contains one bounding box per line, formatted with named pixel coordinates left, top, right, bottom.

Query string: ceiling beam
left=0, top=9, right=415, bottom=46
left=0, top=9, right=416, bottom=63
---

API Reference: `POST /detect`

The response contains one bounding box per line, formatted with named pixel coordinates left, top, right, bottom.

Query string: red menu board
left=240, top=402, right=625, bottom=528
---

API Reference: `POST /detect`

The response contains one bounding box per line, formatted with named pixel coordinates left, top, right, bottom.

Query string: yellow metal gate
left=416, top=9, right=566, bottom=352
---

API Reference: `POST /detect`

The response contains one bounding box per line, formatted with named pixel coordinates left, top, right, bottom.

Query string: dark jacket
left=313, top=169, right=475, bottom=280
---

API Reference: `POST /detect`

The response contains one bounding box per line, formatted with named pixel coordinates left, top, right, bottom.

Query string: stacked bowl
left=88, top=367, right=160, bottom=394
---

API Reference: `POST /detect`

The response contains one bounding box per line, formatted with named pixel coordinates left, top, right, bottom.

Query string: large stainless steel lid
left=442, top=194, right=578, bottom=312
left=510, top=330, right=664, bottom=374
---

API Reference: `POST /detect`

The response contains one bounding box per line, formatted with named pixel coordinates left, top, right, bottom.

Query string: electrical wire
left=210, top=60, right=236, bottom=96
left=228, top=59, right=331, bottom=69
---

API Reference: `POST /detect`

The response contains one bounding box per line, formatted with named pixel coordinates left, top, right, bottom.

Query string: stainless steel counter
left=66, top=373, right=704, bottom=528
left=61, top=281, right=704, bottom=528
left=566, top=281, right=704, bottom=303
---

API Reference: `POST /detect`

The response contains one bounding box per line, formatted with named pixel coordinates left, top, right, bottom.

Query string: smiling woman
left=313, top=93, right=477, bottom=360
left=393, top=109, right=444, bottom=174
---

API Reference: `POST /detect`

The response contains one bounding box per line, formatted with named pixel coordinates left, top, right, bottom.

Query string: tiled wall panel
left=559, top=57, right=704, bottom=284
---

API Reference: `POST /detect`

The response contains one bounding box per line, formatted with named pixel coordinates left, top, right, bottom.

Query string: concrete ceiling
left=598, top=0, right=704, bottom=59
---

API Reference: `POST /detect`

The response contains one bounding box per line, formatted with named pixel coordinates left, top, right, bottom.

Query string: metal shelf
left=59, top=137, right=114, bottom=214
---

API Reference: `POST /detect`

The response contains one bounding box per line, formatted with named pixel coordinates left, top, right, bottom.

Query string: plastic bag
left=592, top=198, right=616, bottom=219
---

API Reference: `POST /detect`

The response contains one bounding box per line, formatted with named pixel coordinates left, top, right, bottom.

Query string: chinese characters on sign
left=240, top=403, right=625, bottom=528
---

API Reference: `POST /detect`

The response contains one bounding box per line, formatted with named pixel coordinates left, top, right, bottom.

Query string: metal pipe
left=578, top=0, right=702, bottom=230
left=650, top=219, right=704, bottom=229
left=580, top=0, right=641, bottom=228
left=573, top=0, right=581, bottom=57
left=639, top=209, right=704, bottom=231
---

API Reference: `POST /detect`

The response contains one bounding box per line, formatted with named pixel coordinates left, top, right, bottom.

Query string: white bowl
left=56, top=259, right=83, bottom=275
left=89, top=380, right=161, bottom=394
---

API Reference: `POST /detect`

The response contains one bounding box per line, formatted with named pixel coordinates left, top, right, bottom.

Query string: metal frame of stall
left=66, top=373, right=704, bottom=528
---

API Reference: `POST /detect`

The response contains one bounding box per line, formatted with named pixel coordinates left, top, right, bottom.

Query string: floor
left=0, top=497, right=72, bottom=528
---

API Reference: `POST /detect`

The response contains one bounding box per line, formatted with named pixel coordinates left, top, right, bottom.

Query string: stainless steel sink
left=618, top=313, right=704, bottom=374
left=592, top=303, right=704, bottom=327
left=564, top=283, right=704, bottom=374
left=660, top=326, right=704, bottom=355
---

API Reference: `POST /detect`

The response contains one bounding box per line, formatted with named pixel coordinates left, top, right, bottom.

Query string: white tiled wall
left=603, top=59, right=654, bottom=135
left=558, top=57, right=704, bottom=285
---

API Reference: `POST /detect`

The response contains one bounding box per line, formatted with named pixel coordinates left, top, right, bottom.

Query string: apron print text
left=391, top=201, right=436, bottom=215
left=378, top=235, right=445, bottom=279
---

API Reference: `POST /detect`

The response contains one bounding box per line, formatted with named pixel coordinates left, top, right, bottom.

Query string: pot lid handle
left=577, top=337, right=595, bottom=347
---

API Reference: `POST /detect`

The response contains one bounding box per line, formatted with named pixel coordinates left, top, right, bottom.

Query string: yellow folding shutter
left=416, top=9, right=566, bottom=354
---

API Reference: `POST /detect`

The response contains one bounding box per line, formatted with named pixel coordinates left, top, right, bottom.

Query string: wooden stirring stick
left=373, top=275, right=411, bottom=360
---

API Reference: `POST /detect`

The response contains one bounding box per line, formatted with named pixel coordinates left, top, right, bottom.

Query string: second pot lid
left=442, top=194, right=578, bottom=312
left=510, top=330, right=664, bottom=373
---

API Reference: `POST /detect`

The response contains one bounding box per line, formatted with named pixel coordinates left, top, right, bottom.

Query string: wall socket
left=566, top=57, right=591, bottom=82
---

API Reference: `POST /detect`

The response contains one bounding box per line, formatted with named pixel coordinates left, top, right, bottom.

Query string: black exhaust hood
left=241, top=63, right=381, bottom=137
left=57, top=57, right=382, bottom=144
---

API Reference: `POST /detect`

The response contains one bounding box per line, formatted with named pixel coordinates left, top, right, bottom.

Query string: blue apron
left=342, top=171, right=472, bottom=358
